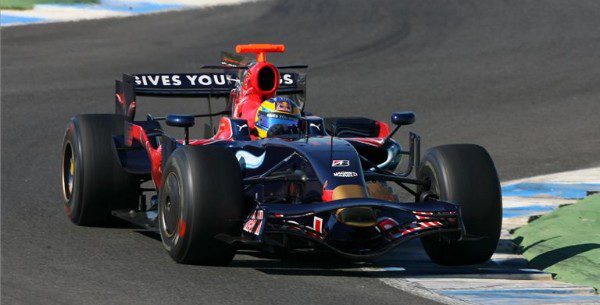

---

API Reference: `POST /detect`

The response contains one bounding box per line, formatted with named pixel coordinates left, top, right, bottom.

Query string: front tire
left=417, top=144, right=502, bottom=265
left=61, top=114, right=139, bottom=226
left=158, top=146, right=244, bottom=265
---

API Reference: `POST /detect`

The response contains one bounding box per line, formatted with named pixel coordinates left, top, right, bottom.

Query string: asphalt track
left=2, top=1, right=600, bottom=304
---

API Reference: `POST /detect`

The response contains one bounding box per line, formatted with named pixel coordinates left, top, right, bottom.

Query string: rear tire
left=158, top=146, right=244, bottom=265
left=417, top=144, right=501, bottom=265
left=61, top=114, right=139, bottom=226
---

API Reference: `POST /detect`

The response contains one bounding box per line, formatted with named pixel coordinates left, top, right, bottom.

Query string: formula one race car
left=61, top=44, right=502, bottom=266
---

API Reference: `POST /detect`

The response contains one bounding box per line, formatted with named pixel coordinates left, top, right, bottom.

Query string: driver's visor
left=257, top=111, right=299, bottom=129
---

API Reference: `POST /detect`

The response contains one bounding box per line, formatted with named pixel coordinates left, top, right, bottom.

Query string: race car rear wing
left=115, top=71, right=305, bottom=117
left=119, top=71, right=305, bottom=97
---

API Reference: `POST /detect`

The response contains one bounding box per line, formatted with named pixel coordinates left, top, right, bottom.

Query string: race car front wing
left=232, top=198, right=464, bottom=258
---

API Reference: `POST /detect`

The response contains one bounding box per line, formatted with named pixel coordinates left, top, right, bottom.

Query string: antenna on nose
left=235, top=44, right=285, bottom=62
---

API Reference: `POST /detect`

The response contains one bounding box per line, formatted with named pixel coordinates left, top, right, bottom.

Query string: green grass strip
left=1, top=0, right=98, bottom=10
left=513, top=194, right=600, bottom=289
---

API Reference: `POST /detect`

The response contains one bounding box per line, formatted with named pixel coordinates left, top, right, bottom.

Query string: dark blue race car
left=61, top=44, right=502, bottom=265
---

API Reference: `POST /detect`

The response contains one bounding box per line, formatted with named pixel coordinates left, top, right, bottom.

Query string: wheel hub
left=62, top=143, right=74, bottom=201
left=161, top=173, right=181, bottom=238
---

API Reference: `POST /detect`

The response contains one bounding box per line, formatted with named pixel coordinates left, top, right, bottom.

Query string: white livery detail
left=333, top=171, right=358, bottom=177
left=235, top=150, right=266, bottom=169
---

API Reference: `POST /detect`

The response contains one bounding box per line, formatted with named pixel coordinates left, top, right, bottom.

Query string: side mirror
left=166, top=114, right=195, bottom=144
left=384, top=111, right=416, bottom=143
left=166, top=114, right=195, bottom=128
left=391, top=111, right=415, bottom=126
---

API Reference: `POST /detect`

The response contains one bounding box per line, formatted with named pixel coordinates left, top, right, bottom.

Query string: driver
left=254, top=96, right=301, bottom=138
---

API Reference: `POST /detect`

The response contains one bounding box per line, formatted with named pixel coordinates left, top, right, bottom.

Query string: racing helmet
left=255, top=96, right=301, bottom=138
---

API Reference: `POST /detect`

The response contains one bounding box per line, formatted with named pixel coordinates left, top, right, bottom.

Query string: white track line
left=1, top=0, right=256, bottom=26
left=502, top=167, right=600, bottom=185
left=1, top=5, right=130, bottom=21
left=125, top=0, right=257, bottom=6
left=377, top=276, right=473, bottom=305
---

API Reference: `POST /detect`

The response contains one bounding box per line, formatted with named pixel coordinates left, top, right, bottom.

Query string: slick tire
left=61, top=114, right=139, bottom=226
left=417, top=144, right=502, bottom=265
left=158, top=146, right=244, bottom=265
